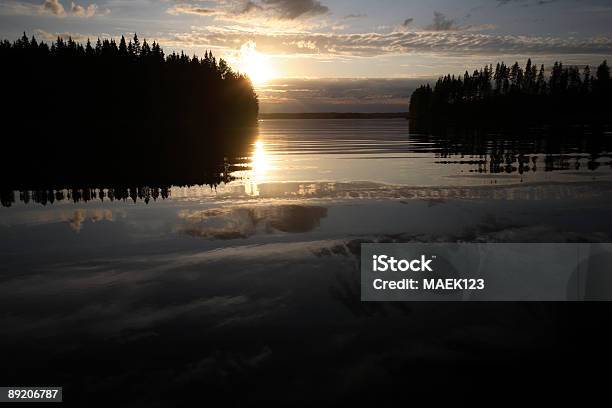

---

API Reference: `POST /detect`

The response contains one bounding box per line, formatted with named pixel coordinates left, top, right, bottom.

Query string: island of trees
left=409, top=59, right=611, bottom=130
left=0, top=33, right=259, bottom=200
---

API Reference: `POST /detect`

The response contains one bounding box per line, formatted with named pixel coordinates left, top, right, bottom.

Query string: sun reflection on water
left=245, top=139, right=270, bottom=196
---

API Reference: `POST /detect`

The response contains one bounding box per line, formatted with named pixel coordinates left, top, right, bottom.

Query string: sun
left=238, top=41, right=276, bottom=86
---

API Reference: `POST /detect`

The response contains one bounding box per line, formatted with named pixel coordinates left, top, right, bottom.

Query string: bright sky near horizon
left=1, top=0, right=611, bottom=112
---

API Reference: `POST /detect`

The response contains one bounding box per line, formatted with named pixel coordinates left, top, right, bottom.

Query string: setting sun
left=238, top=41, right=276, bottom=86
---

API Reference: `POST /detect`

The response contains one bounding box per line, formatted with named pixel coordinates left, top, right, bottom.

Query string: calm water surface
left=2, top=119, right=612, bottom=404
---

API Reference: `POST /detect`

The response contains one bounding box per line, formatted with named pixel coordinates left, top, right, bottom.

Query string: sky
left=1, top=0, right=611, bottom=112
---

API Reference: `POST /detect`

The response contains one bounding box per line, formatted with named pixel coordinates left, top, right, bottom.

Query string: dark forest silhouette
left=409, top=59, right=611, bottom=130
left=0, top=33, right=259, bottom=201
left=1, top=32, right=258, bottom=129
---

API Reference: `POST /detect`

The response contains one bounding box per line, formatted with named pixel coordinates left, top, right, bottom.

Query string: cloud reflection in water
left=176, top=204, right=328, bottom=239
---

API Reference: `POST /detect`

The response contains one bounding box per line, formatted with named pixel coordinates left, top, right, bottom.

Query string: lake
left=2, top=119, right=612, bottom=404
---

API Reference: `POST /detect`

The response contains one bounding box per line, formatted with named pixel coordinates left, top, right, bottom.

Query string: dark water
left=2, top=119, right=612, bottom=405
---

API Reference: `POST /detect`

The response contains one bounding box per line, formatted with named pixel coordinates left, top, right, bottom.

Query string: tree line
left=408, top=59, right=611, bottom=129
left=1, top=33, right=258, bottom=126
left=0, top=33, right=258, bottom=193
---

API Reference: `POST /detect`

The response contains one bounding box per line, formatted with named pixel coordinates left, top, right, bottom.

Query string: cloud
left=167, top=0, right=329, bottom=21
left=241, top=0, right=263, bottom=14
left=70, top=2, right=97, bottom=17
left=260, top=0, right=328, bottom=19
left=258, top=78, right=422, bottom=113
left=402, top=17, right=414, bottom=27
left=165, top=27, right=612, bottom=58
left=1, top=207, right=126, bottom=229
left=497, top=0, right=559, bottom=6
left=425, top=11, right=456, bottom=31
left=167, top=4, right=221, bottom=16
left=43, top=0, right=65, bottom=16
left=2, top=0, right=103, bottom=18
left=176, top=205, right=328, bottom=239
left=67, top=209, right=117, bottom=232
left=343, top=13, right=367, bottom=19
left=33, top=29, right=92, bottom=42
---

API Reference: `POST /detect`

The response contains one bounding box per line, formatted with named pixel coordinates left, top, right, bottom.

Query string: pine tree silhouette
left=409, top=58, right=611, bottom=130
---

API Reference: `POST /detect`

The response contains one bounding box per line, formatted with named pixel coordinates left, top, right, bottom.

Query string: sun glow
left=238, top=41, right=276, bottom=86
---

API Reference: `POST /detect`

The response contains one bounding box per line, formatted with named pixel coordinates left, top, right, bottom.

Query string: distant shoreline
left=259, top=112, right=409, bottom=120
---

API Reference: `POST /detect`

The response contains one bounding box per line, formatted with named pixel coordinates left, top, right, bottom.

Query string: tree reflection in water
left=2, top=126, right=611, bottom=207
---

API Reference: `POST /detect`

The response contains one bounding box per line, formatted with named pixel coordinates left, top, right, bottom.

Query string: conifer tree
left=118, top=35, right=128, bottom=57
